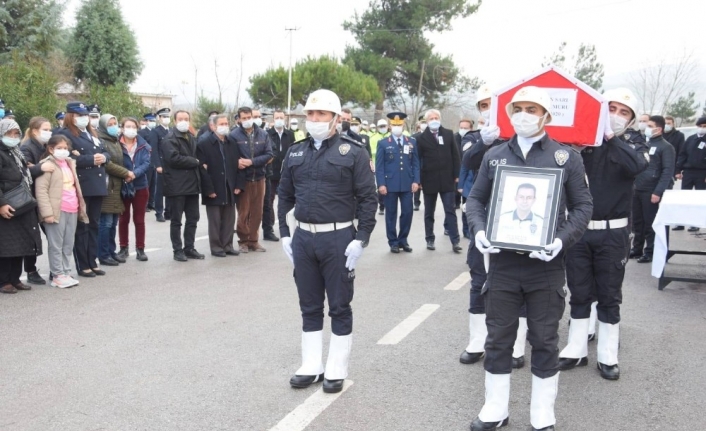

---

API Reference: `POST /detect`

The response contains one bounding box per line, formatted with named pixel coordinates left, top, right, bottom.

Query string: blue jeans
left=98, top=213, right=120, bottom=260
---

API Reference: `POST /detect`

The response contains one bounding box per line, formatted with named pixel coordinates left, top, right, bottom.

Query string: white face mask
left=458, top=128, right=470, bottom=137
left=336, top=123, right=343, bottom=133
left=274, top=119, right=285, bottom=129
left=291, top=123, right=299, bottom=131
left=609, top=114, right=629, bottom=136
left=391, top=126, right=404, bottom=136
left=53, top=148, right=70, bottom=160
left=664, top=124, right=673, bottom=132
left=378, top=127, right=388, bottom=134
left=176, top=121, right=190, bottom=133
left=644, top=127, right=654, bottom=139
left=123, top=127, right=138, bottom=139
left=697, top=127, right=706, bottom=137
left=241, top=119, right=254, bottom=129
left=161, top=117, right=171, bottom=126
left=428, top=120, right=441, bottom=130
left=148, top=121, right=156, bottom=129
left=216, top=125, right=230, bottom=136
left=38, top=130, right=52, bottom=144
left=2, top=137, right=20, bottom=147
left=350, top=125, right=360, bottom=134
left=481, top=110, right=490, bottom=122
left=75, top=116, right=90, bottom=129
left=638, top=121, right=647, bottom=131
left=511, top=112, right=546, bottom=138
left=306, top=117, right=336, bottom=141
left=419, top=124, right=427, bottom=132
left=253, top=118, right=263, bottom=127
left=90, top=118, right=99, bottom=129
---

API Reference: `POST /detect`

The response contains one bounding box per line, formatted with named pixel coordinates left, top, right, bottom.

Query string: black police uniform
left=565, top=134, right=648, bottom=326
left=467, top=134, right=592, bottom=377
left=148, top=125, right=171, bottom=219
left=278, top=133, right=377, bottom=336
left=632, top=134, right=675, bottom=259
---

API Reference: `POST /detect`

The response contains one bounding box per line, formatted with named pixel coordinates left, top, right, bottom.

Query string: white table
left=651, top=190, right=706, bottom=289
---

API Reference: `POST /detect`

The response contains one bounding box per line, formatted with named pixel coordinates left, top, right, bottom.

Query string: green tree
left=573, top=44, right=604, bottom=91
left=667, top=92, right=700, bottom=126
left=194, top=94, right=227, bottom=128
left=86, top=83, right=147, bottom=122
left=541, top=42, right=567, bottom=69
left=248, top=55, right=381, bottom=109
left=67, top=0, right=143, bottom=86
left=0, top=0, right=63, bottom=62
left=342, top=0, right=481, bottom=119
left=0, top=53, right=61, bottom=129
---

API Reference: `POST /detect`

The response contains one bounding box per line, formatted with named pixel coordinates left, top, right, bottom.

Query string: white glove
left=529, top=238, right=563, bottom=262
left=461, top=202, right=466, bottom=212
left=475, top=230, right=500, bottom=254
left=462, top=142, right=474, bottom=152
left=480, top=125, right=500, bottom=146
left=344, top=240, right=364, bottom=270
left=282, top=237, right=294, bottom=265
left=603, top=111, right=614, bottom=140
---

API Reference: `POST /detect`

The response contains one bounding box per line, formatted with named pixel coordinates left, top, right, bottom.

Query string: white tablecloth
left=651, top=190, right=706, bottom=277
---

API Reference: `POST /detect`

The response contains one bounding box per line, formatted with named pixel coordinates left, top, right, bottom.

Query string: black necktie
left=397, top=138, right=402, bottom=149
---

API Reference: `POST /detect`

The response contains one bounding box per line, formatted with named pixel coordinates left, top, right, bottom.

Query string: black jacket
left=20, top=137, right=47, bottom=191
left=634, top=135, right=675, bottom=196
left=229, top=125, right=274, bottom=182
left=196, top=133, right=245, bottom=206
left=148, top=125, right=170, bottom=169
left=663, top=129, right=685, bottom=172
left=346, top=129, right=372, bottom=157
left=416, top=126, right=461, bottom=194
left=267, top=127, right=296, bottom=181
left=57, top=128, right=110, bottom=197
left=161, top=129, right=201, bottom=197
left=676, top=133, right=706, bottom=172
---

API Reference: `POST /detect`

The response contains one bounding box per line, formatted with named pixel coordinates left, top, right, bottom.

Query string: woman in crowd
left=0, top=119, right=43, bottom=294
left=20, top=116, right=54, bottom=284
left=96, top=114, right=133, bottom=267
left=35, top=135, right=88, bottom=289
left=57, top=102, right=109, bottom=278
left=117, top=118, right=151, bottom=262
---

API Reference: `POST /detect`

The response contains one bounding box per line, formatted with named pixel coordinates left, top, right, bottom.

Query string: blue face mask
left=0, top=109, right=5, bottom=119
left=107, top=125, right=120, bottom=137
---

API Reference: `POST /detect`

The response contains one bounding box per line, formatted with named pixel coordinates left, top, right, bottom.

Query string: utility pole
left=285, top=27, right=299, bottom=127
left=415, top=59, right=426, bottom=123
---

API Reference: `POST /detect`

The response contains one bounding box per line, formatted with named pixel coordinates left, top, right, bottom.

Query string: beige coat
left=34, top=156, right=89, bottom=224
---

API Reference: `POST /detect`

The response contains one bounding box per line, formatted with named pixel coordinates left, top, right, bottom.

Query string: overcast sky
left=63, top=0, right=705, bottom=110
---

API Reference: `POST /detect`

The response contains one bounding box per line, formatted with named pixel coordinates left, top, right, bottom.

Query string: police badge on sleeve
left=339, top=143, right=350, bottom=155
left=554, top=149, right=569, bottom=166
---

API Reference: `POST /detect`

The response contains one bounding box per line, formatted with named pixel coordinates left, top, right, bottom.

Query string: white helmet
left=377, top=119, right=388, bottom=126
left=505, top=86, right=553, bottom=122
left=603, top=87, right=638, bottom=120
left=303, top=89, right=342, bottom=115
left=476, top=84, right=492, bottom=107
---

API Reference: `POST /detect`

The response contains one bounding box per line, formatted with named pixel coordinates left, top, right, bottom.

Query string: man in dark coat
left=262, top=109, right=295, bottom=241
left=416, top=109, right=462, bottom=253
left=674, top=116, right=706, bottom=232
left=663, top=115, right=685, bottom=176
left=149, top=108, right=172, bottom=222
left=161, top=110, right=205, bottom=262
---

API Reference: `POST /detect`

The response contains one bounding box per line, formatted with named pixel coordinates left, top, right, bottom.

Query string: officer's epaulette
left=291, top=136, right=311, bottom=146
left=340, top=133, right=364, bottom=147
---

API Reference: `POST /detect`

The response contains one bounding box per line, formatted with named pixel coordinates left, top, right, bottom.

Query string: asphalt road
left=2, top=201, right=706, bottom=431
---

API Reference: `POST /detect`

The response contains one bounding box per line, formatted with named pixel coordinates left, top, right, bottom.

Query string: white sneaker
left=66, top=276, right=79, bottom=287
left=51, top=275, right=74, bottom=289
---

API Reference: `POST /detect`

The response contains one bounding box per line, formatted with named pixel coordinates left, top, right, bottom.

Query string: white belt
left=296, top=221, right=353, bottom=233
left=586, top=218, right=628, bottom=230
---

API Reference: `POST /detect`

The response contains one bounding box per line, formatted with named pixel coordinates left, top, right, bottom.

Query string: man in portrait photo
left=494, top=182, right=545, bottom=247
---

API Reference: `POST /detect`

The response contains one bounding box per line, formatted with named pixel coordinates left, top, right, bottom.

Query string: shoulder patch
left=554, top=149, right=569, bottom=166
left=340, top=133, right=364, bottom=147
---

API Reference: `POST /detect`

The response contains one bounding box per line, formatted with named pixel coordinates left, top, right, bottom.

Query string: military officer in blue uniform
left=52, top=111, right=66, bottom=134
left=149, top=108, right=171, bottom=222
left=375, top=112, right=420, bottom=253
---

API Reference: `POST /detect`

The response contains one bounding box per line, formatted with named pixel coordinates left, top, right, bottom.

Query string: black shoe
left=672, top=226, right=685, bottom=231
left=413, top=205, right=420, bottom=211
left=27, top=271, right=46, bottom=285
left=390, top=245, right=400, bottom=253
left=597, top=362, right=620, bottom=380
left=174, top=250, right=188, bottom=262
left=453, top=243, right=463, bottom=253
left=378, top=209, right=385, bottom=215
left=99, top=258, right=120, bottom=266
left=78, top=270, right=96, bottom=278
left=164, top=213, right=171, bottom=220
left=146, top=207, right=153, bottom=212
left=290, top=373, right=324, bottom=389
left=637, top=254, right=652, bottom=263
left=460, top=350, right=484, bottom=364
left=323, top=378, right=344, bottom=393
left=136, top=248, right=148, bottom=261
left=117, top=247, right=129, bottom=260
left=444, top=229, right=449, bottom=236
left=211, top=251, right=227, bottom=257
left=427, top=241, right=435, bottom=250
left=225, top=249, right=240, bottom=256
left=558, top=356, right=588, bottom=371
left=91, top=268, right=106, bottom=276
left=156, top=214, right=166, bottom=222
left=588, top=333, right=595, bottom=342
left=532, top=426, right=555, bottom=431
left=688, top=227, right=700, bottom=232
left=112, top=253, right=126, bottom=264
left=512, top=356, right=525, bottom=369
left=470, top=416, right=509, bottom=430
left=629, top=249, right=642, bottom=258
left=264, top=232, right=280, bottom=242
left=401, top=244, right=413, bottom=253
left=185, top=248, right=205, bottom=260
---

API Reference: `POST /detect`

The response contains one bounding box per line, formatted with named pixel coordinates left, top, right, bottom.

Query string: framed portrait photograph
left=486, top=165, right=564, bottom=253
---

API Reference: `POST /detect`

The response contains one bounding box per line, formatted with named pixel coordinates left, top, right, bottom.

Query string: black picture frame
left=486, top=165, right=564, bottom=253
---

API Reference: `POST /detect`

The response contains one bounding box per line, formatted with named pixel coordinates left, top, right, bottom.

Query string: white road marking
left=128, top=248, right=161, bottom=256
left=377, top=304, right=441, bottom=345
left=443, top=272, right=470, bottom=291
left=268, top=380, right=354, bottom=431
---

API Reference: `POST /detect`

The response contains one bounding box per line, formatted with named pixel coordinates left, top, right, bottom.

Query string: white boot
left=478, top=372, right=511, bottom=423
left=324, top=333, right=352, bottom=380
left=588, top=301, right=598, bottom=340
left=295, top=331, right=324, bottom=376
left=512, top=317, right=528, bottom=359
left=597, top=321, right=619, bottom=366
left=530, top=373, right=559, bottom=429
left=559, top=318, right=589, bottom=359
left=466, top=313, right=487, bottom=353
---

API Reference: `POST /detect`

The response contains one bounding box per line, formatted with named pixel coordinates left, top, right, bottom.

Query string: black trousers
left=167, top=194, right=200, bottom=252
left=74, top=196, right=103, bottom=271
left=292, top=226, right=356, bottom=336
left=566, top=228, right=629, bottom=325
left=377, top=191, right=385, bottom=210
left=484, top=252, right=566, bottom=378
left=413, top=190, right=421, bottom=207
left=154, top=173, right=171, bottom=217
left=423, top=191, right=459, bottom=244
left=682, top=170, right=706, bottom=191
left=467, top=244, right=487, bottom=314
left=262, top=178, right=278, bottom=234
left=0, top=256, right=23, bottom=286
left=146, top=166, right=156, bottom=208
left=632, top=190, right=660, bottom=256
left=23, top=222, right=46, bottom=274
